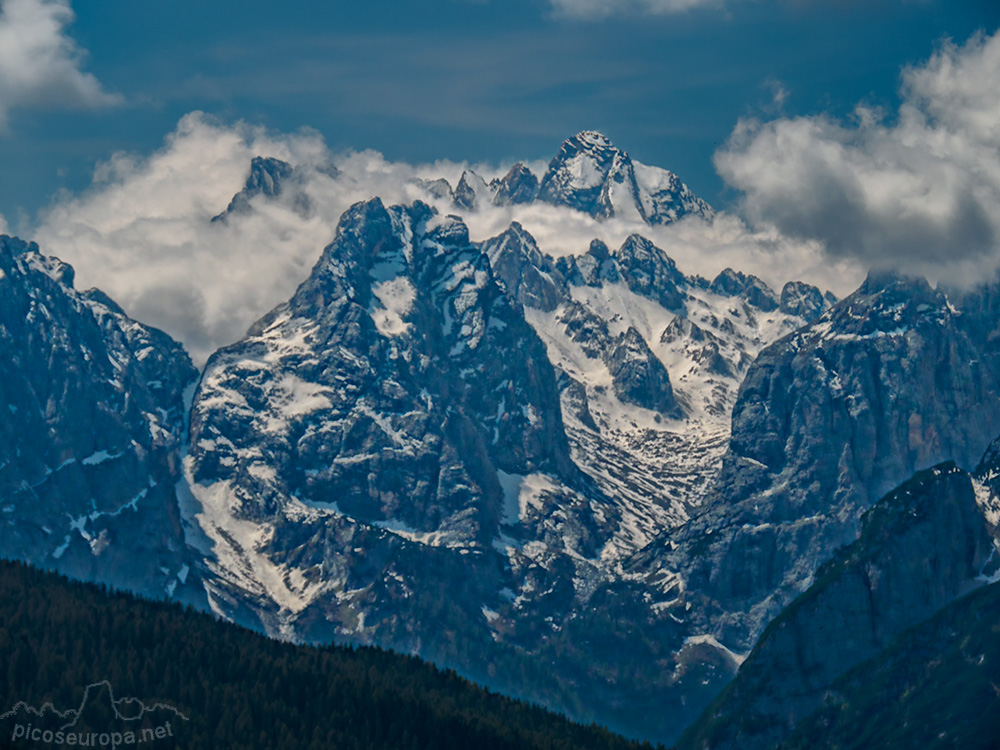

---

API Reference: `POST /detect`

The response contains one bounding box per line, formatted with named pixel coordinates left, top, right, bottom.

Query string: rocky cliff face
left=492, top=163, right=539, bottom=206
left=213, top=156, right=296, bottom=221
left=614, top=234, right=687, bottom=312
left=606, top=327, right=682, bottom=416
left=185, top=199, right=595, bottom=635
left=453, top=170, right=492, bottom=210
left=192, top=198, right=573, bottom=488
left=707, top=268, right=779, bottom=312
left=622, top=270, right=1000, bottom=691
left=678, top=459, right=998, bottom=750
left=0, top=235, right=203, bottom=604
left=779, top=280, right=833, bottom=322
left=777, top=578, right=1000, bottom=750
left=480, top=222, right=567, bottom=312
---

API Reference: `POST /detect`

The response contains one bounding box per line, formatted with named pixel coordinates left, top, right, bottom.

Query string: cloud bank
left=549, top=0, right=725, bottom=18
left=715, top=29, right=1000, bottom=286
left=34, top=113, right=516, bottom=364
left=37, top=113, right=346, bottom=364
left=33, top=111, right=854, bottom=366
left=457, top=201, right=859, bottom=300
left=0, top=0, right=119, bottom=128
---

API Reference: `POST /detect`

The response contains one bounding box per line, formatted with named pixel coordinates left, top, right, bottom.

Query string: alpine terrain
left=4, top=131, right=1000, bottom=746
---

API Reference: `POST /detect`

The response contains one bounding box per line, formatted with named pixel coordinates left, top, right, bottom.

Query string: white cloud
left=549, top=0, right=726, bottom=18
left=36, top=113, right=340, bottom=364
left=0, top=0, right=119, bottom=127
left=33, top=113, right=510, bottom=364
left=459, top=201, right=862, bottom=298
left=715, top=29, right=1000, bottom=286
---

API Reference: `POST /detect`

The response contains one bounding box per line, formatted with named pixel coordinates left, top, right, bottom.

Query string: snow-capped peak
left=536, top=132, right=712, bottom=225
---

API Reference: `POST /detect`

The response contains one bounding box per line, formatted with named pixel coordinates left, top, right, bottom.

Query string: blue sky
left=0, top=0, right=996, bottom=227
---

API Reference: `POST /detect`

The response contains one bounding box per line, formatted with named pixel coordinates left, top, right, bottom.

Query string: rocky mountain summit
left=433, top=131, right=713, bottom=226
left=536, top=131, right=713, bottom=224
left=211, top=154, right=338, bottom=222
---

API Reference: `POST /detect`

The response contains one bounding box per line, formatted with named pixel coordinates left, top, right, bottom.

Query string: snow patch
left=370, top=276, right=416, bottom=337
left=683, top=634, right=747, bottom=666
left=81, top=450, right=123, bottom=466
left=564, top=153, right=604, bottom=190
left=370, top=517, right=469, bottom=548
left=182, top=466, right=323, bottom=615
left=497, top=471, right=523, bottom=525
left=278, top=374, right=331, bottom=418
left=973, top=478, right=1000, bottom=530
left=247, top=463, right=277, bottom=483
left=51, top=535, right=71, bottom=559
left=497, top=471, right=561, bottom=527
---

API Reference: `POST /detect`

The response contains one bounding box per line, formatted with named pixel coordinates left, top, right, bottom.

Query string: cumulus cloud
left=715, top=29, right=1000, bottom=285
left=33, top=113, right=511, bottom=363
left=549, top=0, right=725, bottom=18
left=0, top=0, right=119, bottom=127
left=37, top=113, right=347, bottom=364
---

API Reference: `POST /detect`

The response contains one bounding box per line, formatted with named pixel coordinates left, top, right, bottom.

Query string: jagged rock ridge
left=423, top=131, right=713, bottom=227
left=0, top=235, right=203, bottom=605
left=212, top=155, right=338, bottom=222
left=537, top=131, right=713, bottom=224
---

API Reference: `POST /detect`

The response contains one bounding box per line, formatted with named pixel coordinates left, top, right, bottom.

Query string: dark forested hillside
left=0, top=559, right=657, bottom=750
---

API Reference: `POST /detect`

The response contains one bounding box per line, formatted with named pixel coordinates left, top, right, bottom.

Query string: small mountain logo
left=2, top=681, right=187, bottom=747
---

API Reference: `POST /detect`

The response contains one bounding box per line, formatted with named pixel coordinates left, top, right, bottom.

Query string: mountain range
left=3, top=131, right=999, bottom=746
